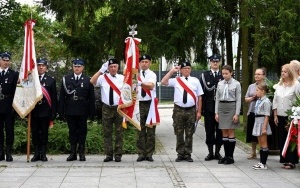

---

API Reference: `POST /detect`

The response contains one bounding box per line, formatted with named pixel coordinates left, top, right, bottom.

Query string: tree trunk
left=241, top=0, right=250, bottom=127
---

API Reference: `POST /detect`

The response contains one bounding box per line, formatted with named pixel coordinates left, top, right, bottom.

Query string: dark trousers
left=31, top=117, right=50, bottom=146
left=204, top=111, right=222, bottom=146
left=278, top=116, right=298, bottom=163
left=246, top=112, right=258, bottom=143
left=278, top=116, right=288, bottom=162
left=137, top=101, right=156, bottom=157
left=66, top=115, right=88, bottom=145
left=0, top=112, right=15, bottom=147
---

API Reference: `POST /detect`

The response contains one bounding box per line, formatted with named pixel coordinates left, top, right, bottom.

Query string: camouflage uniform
left=102, top=104, right=123, bottom=158
left=137, top=101, right=156, bottom=158
left=173, top=105, right=196, bottom=157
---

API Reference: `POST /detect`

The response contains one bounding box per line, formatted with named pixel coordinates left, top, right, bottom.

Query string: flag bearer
left=30, top=58, right=57, bottom=162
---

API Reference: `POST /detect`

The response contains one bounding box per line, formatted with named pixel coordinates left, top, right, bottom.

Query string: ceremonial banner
left=117, top=37, right=141, bottom=131
left=13, top=19, right=43, bottom=119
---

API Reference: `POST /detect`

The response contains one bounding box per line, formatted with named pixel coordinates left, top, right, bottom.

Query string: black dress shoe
left=146, top=156, right=154, bottom=162
left=0, top=154, right=5, bottom=161
left=136, top=156, right=145, bottom=162
left=79, top=154, right=86, bottom=161
left=6, top=155, right=13, bottom=162
left=175, top=156, right=184, bottom=162
left=31, top=155, right=40, bottom=162
left=204, top=153, right=214, bottom=161
left=115, top=156, right=122, bottom=162
left=223, top=157, right=234, bottom=165
left=66, top=154, right=77, bottom=161
left=185, top=156, right=193, bottom=162
left=218, top=157, right=227, bottom=164
left=215, top=153, right=223, bottom=161
left=104, top=156, right=113, bottom=162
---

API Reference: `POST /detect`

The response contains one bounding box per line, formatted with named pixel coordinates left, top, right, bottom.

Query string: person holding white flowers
left=252, top=83, right=272, bottom=170
left=273, top=64, right=300, bottom=169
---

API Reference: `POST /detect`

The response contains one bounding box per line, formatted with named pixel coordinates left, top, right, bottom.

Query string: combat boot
left=215, top=144, right=223, bottom=160
left=0, top=144, right=5, bottom=161
left=204, top=145, right=214, bottom=161
left=40, top=145, right=48, bottom=162
left=78, top=144, right=86, bottom=161
left=6, top=145, right=13, bottom=162
left=31, top=145, right=40, bottom=162
left=66, top=144, right=77, bottom=161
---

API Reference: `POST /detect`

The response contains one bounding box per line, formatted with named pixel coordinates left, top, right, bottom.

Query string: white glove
left=138, top=80, right=142, bottom=86
left=99, top=61, right=109, bottom=73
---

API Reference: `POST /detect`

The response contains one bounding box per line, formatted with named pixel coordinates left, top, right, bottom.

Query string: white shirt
left=273, top=82, right=300, bottom=116
left=138, top=69, right=157, bottom=101
left=167, top=76, right=203, bottom=107
left=96, top=73, right=124, bottom=106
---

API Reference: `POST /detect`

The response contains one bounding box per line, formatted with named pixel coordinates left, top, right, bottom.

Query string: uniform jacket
left=58, top=73, right=95, bottom=116
left=0, top=68, right=19, bottom=113
left=200, top=70, right=223, bottom=113
left=31, top=74, right=58, bottom=119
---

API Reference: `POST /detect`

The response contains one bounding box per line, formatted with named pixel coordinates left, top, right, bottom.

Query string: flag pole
left=27, top=113, right=31, bottom=162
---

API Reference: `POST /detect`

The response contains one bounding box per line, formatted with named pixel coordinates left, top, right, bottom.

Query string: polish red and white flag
left=13, top=19, right=42, bottom=118
left=117, top=37, right=141, bottom=130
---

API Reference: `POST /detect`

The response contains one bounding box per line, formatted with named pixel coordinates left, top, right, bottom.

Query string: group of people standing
left=0, top=51, right=299, bottom=169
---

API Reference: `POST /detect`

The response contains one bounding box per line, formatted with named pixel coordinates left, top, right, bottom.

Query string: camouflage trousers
left=102, top=104, right=124, bottom=157
left=137, top=101, right=156, bottom=157
left=172, top=104, right=196, bottom=157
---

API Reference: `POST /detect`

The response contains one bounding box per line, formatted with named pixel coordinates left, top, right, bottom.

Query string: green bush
left=13, top=118, right=137, bottom=154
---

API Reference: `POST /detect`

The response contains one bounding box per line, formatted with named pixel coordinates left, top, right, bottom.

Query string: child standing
left=252, top=83, right=272, bottom=170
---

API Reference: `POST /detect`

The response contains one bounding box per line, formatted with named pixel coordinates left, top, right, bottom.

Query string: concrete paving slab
left=0, top=107, right=299, bottom=187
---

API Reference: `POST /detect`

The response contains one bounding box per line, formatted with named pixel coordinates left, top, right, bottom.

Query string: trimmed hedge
left=13, top=118, right=137, bottom=154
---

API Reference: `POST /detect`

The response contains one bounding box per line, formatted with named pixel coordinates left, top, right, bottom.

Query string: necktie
left=76, top=76, right=79, bottom=83
left=109, top=87, right=114, bottom=105
left=141, top=70, right=146, bottom=97
left=214, top=71, right=217, bottom=78
left=183, top=77, right=188, bottom=104
left=39, top=75, right=42, bottom=81
left=222, top=81, right=229, bottom=100
left=1, top=70, right=5, bottom=77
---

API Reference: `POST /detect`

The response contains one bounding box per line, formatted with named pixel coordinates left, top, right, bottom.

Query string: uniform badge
left=207, top=82, right=210, bottom=85
left=43, top=83, right=45, bottom=86
left=81, top=83, right=83, bottom=87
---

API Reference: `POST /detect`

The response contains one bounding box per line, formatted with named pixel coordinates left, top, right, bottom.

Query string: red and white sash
left=138, top=76, right=160, bottom=127
left=176, top=77, right=197, bottom=108
left=41, top=84, right=53, bottom=128
left=104, top=74, right=121, bottom=96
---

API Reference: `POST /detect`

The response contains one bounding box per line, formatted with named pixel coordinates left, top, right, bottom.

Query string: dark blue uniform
left=58, top=67, right=95, bottom=161
left=31, top=73, right=57, bottom=162
left=200, top=69, right=223, bottom=160
left=0, top=67, right=19, bottom=161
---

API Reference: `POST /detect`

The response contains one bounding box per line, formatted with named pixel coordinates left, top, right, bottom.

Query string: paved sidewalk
left=0, top=107, right=299, bottom=188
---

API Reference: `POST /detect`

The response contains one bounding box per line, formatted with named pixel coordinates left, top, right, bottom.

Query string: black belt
left=68, top=96, right=87, bottom=101
left=0, top=94, right=12, bottom=100
left=140, top=100, right=151, bottom=104
left=255, top=115, right=265, bottom=117
left=220, top=101, right=235, bottom=103
left=175, top=104, right=195, bottom=110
